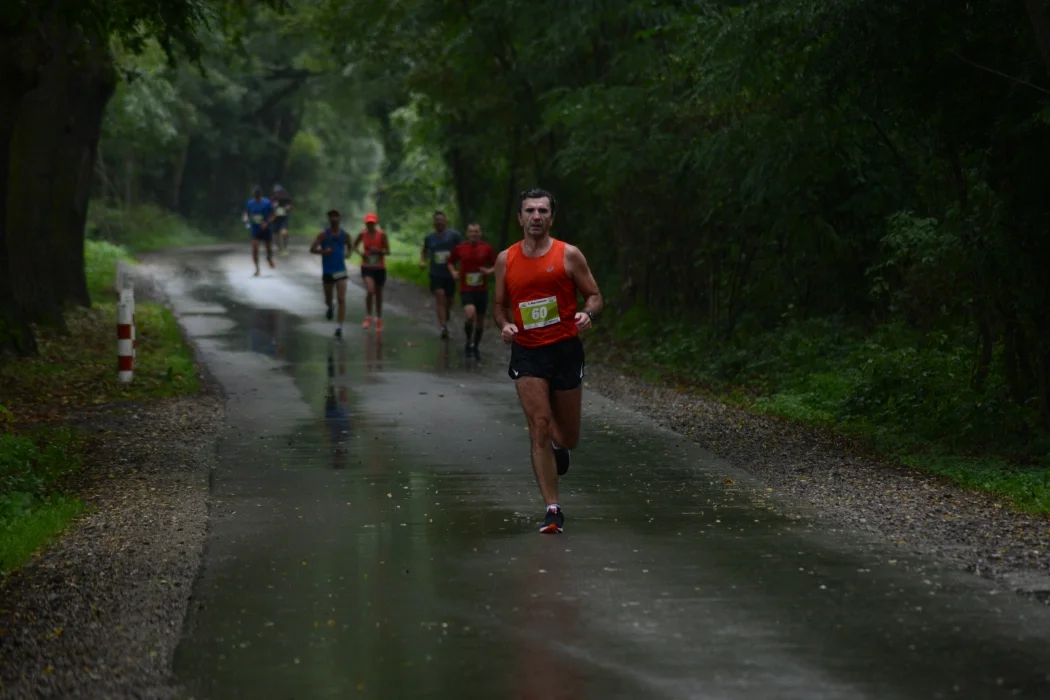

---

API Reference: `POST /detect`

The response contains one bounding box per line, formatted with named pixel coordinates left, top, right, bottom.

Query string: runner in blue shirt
left=243, top=186, right=276, bottom=276
left=310, top=208, right=351, bottom=338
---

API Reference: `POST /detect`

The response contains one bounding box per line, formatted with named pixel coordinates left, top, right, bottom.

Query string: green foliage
left=84, top=240, right=134, bottom=302
left=86, top=203, right=219, bottom=253
left=0, top=428, right=85, bottom=571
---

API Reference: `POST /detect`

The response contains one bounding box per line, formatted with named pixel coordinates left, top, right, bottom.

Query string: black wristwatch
left=583, top=311, right=595, bottom=322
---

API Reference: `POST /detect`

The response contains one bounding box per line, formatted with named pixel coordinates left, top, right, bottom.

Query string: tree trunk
left=171, top=135, right=190, bottom=213
left=497, top=127, right=521, bottom=251
left=6, top=20, right=78, bottom=327
left=52, top=38, right=116, bottom=307
left=0, top=11, right=51, bottom=355
left=972, top=312, right=994, bottom=390
left=1024, top=0, right=1050, bottom=76
left=0, top=68, right=41, bottom=354
left=448, top=143, right=472, bottom=228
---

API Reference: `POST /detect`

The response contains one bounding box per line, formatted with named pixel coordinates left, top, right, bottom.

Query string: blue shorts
left=251, top=226, right=272, bottom=243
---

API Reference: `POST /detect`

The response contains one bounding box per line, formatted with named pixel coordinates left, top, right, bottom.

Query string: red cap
left=364, top=212, right=379, bottom=224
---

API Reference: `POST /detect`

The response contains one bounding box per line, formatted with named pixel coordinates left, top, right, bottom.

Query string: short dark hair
left=518, top=188, right=556, bottom=215
left=467, top=222, right=482, bottom=229
left=433, top=210, right=446, bottom=218
left=327, top=209, right=340, bottom=217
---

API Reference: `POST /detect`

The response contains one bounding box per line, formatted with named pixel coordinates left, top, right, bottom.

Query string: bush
left=86, top=202, right=219, bottom=252
left=85, top=239, right=134, bottom=302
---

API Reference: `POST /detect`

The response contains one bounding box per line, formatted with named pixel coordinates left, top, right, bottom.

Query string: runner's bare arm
left=351, top=233, right=363, bottom=257
left=344, top=232, right=352, bottom=259
left=481, top=247, right=496, bottom=275
left=566, top=245, right=602, bottom=330
left=492, top=251, right=517, bottom=343
left=447, top=249, right=459, bottom=279
left=309, top=233, right=326, bottom=255
left=381, top=232, right=391, bottom=255
left=419, top=239, right=428, bottom=268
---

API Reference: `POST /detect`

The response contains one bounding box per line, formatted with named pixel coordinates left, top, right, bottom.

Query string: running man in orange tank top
left=493, top=188, right=603, bottom=534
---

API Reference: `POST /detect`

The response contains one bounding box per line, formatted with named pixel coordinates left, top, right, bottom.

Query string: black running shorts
left=361, top=268, right=387, bottom=286
left=508, top=336, right=585, bottom=391
left=460, top=290, right=488, bottom=316
left=430, top=275, right=456, bottom=299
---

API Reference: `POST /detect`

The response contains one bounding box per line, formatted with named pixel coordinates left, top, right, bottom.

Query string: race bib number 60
left=519, top=296, right=559, bottom=331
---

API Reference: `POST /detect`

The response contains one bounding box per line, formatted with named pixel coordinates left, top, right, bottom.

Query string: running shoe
left=334, top=327, right=343, bottom=339
left=362, top=317, right=372, bottom=329
left=268, top=257, right=276, bottom=269
left=472, top=346, right=482, bottom=362
left=326, top=302, right=334, bottom=321
left=553, top=444, right=571, bottom=476
left=376, top=318, right=383, bottom=332
left=539, top=505, right=564, bottom=534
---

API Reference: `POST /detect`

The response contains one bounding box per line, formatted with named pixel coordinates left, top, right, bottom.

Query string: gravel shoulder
left=378, top=270, right=1050, bottom=601
left=584, top=365, right=1050, bottom=600
left=0, top=267, right=224, bottom=699
left=0, top=393, right=222, bottom=699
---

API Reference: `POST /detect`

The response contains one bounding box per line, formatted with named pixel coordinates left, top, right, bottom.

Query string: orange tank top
left=359, top=228, right=386, bottom=269
left=505, top=239, right=578, bottom=348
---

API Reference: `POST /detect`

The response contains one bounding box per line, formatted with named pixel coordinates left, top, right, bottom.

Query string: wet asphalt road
left=148, top=246, right=1050, bottom=700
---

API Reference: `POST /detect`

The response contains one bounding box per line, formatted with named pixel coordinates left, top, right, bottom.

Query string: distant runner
left=353, top=212, right=390, bottom=332
left=310, top=209, right=351, bottom=339
left=244, top=186, right=276, bottom=276
left=419, top=211, right=462, bottom=338
left=271, top=184, right=294, bottom=254
left=448, top=223, right=495, bottom=360
left=493, top=188, right=602, bottom=534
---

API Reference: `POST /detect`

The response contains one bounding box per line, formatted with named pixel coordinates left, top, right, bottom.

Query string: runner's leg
left=515, top=377, right=559, bottom=506
left=265, top=238, right=274, bottom=267
left=364, top=275, right=376, bottom=317
left=435, top=289, right=448, bottom=327
left=375, top=277, right=384, bottom=319
left=336, top=279, right=347, bottom=326
left=463, top=302, right=477, bottom=349
left=251, top=238, right=261, bottom=275
left=550, top=387, right=582, bottom=450
left=323, top=281, right=334, bottom=309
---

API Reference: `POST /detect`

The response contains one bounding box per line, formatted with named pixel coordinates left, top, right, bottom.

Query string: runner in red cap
left=448, top=223, right=496, bottom=360
left=353, top=212, right=390, bottom=331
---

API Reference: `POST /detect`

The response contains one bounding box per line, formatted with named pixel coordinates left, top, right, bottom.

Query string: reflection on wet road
left=149, top=248, right=1050, bottom=699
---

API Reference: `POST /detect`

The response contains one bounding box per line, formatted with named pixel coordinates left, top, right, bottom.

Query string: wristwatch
left=583, top=311, right=595, bottom=322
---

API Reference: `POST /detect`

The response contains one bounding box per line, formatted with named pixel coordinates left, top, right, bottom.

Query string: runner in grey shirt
left=419, top=210, right=463, bottom=338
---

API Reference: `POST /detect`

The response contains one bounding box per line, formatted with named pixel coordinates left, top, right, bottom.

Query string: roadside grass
left=593, top=310, right=1050, bottom=516
left=0, top=239, right=200, bottom=572
left=385, top=233, right=428, bottom=288
left=0, top=429, right=86, bottom=572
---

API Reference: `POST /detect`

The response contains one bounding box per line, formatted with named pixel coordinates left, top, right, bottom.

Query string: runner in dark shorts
left=243, top=186, right=275, bottom=276
left=493, top=188, right=602, bottom=534
left=448, top=223, right=496, bottom=360
left=419, top=211, right=462, bottom=338
left=271, top=184, right=294, bottom=254
left=310, top=209, right=351, bottom=338
left=353, top=212, right=390, bottom=332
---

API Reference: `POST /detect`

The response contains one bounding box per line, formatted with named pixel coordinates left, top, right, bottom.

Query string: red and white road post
left=117, top=261, right=135, bottom=383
